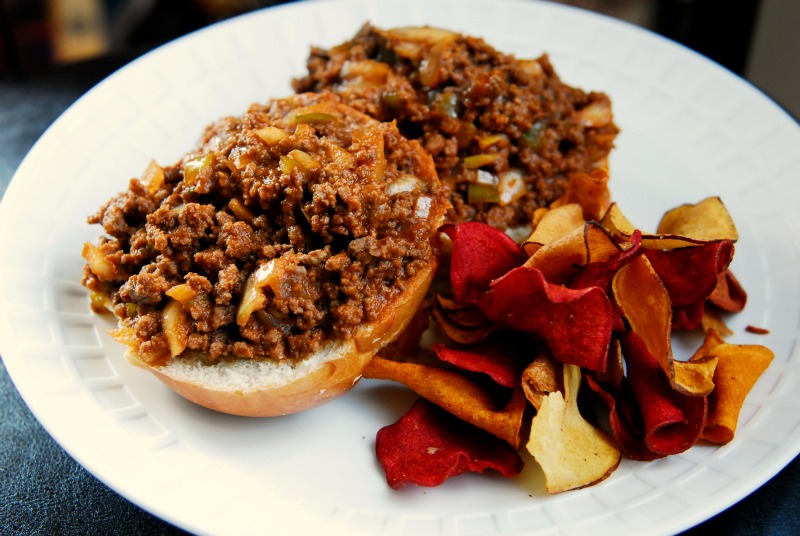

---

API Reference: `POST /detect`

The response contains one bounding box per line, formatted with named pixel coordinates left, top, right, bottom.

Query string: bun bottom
left=124, top=260, right=436, bottom=417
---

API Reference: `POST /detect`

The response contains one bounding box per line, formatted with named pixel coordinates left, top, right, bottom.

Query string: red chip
left=643, top=240, right=734, bottom=307
left=432, top=341, right=523, bottom=388
left=620, top=330, right=707, bottom=456
left=441, top=222, right=528, bottom=305
left=376, top=398, right=524, bottom=489
left=585, top=374, right=661, bottom=461
left=479, top=266, right=613, bottom=372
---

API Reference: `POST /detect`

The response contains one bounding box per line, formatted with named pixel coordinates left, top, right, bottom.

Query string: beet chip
left=621, top=330, right=707, bottom=456
left=441, top=222, right=527, bottom=305
left=376, top=399, right=524, bottom=489
left=643, top=240, right=734, bottom=308
left=480, top=266, right=613, bottom=372
left=432, top=341, right=522, bottom=388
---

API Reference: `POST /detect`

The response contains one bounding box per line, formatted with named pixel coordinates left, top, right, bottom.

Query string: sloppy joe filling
left=293, top=24, right=619, bottom=230
left=82, top=92, right=446, bottom=365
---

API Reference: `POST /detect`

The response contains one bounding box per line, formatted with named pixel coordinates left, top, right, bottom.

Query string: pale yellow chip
left=526, top=364, right=621, bottom=493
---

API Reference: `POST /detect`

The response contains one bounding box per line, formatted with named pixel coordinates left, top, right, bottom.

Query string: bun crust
left=125, top=258, right=436, bottom=416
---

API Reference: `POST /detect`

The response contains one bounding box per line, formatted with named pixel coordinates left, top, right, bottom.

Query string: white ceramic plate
left=2, top=0, right=799, bottom=534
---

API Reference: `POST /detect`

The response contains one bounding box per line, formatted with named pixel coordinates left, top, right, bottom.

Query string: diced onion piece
left=89, top=291, right=112, bottom=313
left=476, top=169, right=497, bottom=186
left=142, top=160, right=165, bottom=195
left=341, top=60, right=392, bottom=83
left=288, top=149, right=321, bottom=171
left=324, top=143, right=356, bottom=169
left=477, top=134, right=507, bottom=150
left=463, top=153, right=498, bottom=169
left=279, top=154, right=299, bottom=175
left=228, top=198, right=255, bottom=224
left=289, top=111, right=336, bottom=125
left=468, top=182, right=500, bottom=204
left=236, top=259, right=282, bottom=327
left=162, top=298, right=190, bottom=357
left=518, top=59, right=544, bottom=80
left=576, top=101, right=612, bottom=127
left=109, top=325, right=139, bottom=347
left=255, top=126, right=288, bottom=145
left=165, top=283, right=197, bottom=307
left=386, top=174, right=422, bottom=195
left=415, top=195, right=432, bottom=218
left=184, top=154, right=212, bottom=185
left=498, top=168, right=526, bottom=206
left=82, top=242, right=115, bottom=281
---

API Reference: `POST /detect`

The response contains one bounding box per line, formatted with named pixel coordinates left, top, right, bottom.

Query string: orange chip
left=700, top=343, right=774, bottom=444
left=551, top=168, right=612, bottom=222
left=613, top=254, right=717, bottom=396
left=522, top=203, right=585, bottom=257
left=700, top=305, right=734, bottom=338
left=363, top=356, right=528, bottom=449
left=521, top=351, right=562, bottom=410
left=524, top=222, right=623, bottom=285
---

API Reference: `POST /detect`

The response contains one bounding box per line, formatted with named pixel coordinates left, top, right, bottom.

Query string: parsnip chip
left=656, top=196, right=738, bottom=242
left=524, top=222, right=623, bottom=285
left=521, top=351, right=562, bottom=410
left=700, top=343, right=774, bottom=444
left=526, top=364, right=621, bottom=493
left=363, top=356, right=527, bottom=448
left=522, top=203, right=585, bottom=257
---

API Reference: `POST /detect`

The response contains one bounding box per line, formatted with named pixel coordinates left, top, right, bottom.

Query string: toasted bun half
left=123, top=255, right=437, bottom=417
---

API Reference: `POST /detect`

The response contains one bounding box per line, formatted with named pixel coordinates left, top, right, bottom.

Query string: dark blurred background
left=1, top=0, right=798, bottom=118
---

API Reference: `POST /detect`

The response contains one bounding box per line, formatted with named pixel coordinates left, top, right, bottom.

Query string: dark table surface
left=2, top=50, right=800, bottom=536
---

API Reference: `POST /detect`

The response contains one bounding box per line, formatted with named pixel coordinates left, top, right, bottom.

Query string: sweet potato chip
left=376, top=398, right=524, bottom=489
left=480, top=266, right=613, bottom=372
left=441, top=222, right=527, bottom=305
left=698, top=343, right=774, bottom=444
left=551, top=168, right=612, bottom=222
left=709, top=270, right=748, bottom=313
left=526, top=364, right=621, bottom=493
left=363, top=356, right=527, bottom=448
left=700, top=306, right=734, bottom=337
left=613, top=254, right=717, bottom=396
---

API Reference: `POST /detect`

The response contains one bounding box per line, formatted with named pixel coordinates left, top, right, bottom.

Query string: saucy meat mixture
left=293, top=24, right=619, bottom=230
left=82, top=92, right=447, bottom=365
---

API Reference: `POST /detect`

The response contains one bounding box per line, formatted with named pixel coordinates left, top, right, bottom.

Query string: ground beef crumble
left=293, top=24, right=619, bottom=230
left=82, top=92, right=447, bottom=365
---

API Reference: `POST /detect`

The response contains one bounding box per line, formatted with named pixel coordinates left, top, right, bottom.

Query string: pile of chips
left=366, top=169, right=774, bottom=493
